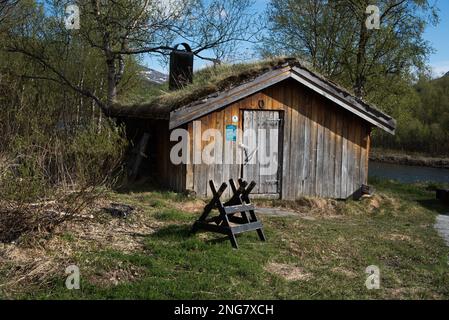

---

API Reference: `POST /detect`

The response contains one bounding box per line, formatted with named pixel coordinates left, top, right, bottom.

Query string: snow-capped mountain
left=140, top=66, right=168, bottom=84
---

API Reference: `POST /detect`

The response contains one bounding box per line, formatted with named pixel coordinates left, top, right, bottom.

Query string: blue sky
left=145, top=0, right=449, bottom=77
left=424, top=0, right=449, bottom=76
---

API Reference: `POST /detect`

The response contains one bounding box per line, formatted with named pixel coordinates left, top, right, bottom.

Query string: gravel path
left=434, top=214, right=449, bottom=246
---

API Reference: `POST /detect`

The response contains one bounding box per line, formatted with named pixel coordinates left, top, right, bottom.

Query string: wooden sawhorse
left=191, top=179, right=266, bottom=249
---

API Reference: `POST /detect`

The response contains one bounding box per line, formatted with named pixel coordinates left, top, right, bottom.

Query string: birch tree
left=4, top=0, right=258, bottom=113
left=262, top=0, right=438, bottom=98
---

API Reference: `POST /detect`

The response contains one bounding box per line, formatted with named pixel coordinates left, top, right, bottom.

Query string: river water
left=369, top=161, right=449, bottom=184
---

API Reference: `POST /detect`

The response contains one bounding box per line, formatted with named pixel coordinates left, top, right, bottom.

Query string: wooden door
left=242, top=110, right=282, bottom=195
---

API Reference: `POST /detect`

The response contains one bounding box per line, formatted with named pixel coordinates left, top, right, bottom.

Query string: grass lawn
left=1, top=179, right=449, bottom=299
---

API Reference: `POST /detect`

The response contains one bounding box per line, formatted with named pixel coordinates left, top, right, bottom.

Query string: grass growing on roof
left=114, top=57, right=299, bottom=114
left=113, top=55, right=389, bottom=123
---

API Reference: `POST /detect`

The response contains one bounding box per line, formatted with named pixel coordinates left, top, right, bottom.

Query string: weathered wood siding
left=153, top=121, right=186, bottom=192
left=180, top=79, right=370, bottom=199
left=124, top=119, right=185, bottom=191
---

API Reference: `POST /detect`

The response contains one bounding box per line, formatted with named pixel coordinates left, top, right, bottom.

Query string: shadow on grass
left=114, top=176, right=169, bottom=194
left=153, top=208, right=196, bottom=222
left=148, top=224, right=235, bottom=248
left=149, top=224, right=192, bottom=240
left=204, top=236, right=233, bottom=246
left=418, top=199, right=449, bottom=215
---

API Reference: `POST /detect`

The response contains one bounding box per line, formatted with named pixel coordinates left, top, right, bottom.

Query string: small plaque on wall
left=226, top=124, right=237, bottom=141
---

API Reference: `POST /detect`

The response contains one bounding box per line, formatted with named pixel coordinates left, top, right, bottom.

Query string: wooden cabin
left=112, top=58, right=396, bottom=200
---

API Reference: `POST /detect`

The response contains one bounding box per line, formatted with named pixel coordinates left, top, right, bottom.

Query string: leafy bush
left=0, top=122, right=127, bottom=203
left=68, top=124, right=128, bottom=187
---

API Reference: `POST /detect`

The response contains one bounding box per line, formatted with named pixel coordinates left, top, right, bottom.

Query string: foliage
left=0, top=5, right=129, bottom=202
left=262, top=0, right=438, bottom=97
left=373, top=74, right=449, bottom=155
left=4, top=0, right=259, bottom=113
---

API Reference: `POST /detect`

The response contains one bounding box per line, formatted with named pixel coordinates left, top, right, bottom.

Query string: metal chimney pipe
left=169, top=43, right=194, bottom=90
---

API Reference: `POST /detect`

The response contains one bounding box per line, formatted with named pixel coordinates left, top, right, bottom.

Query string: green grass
left=3, top=179, right=449, bottom=299
left=153, top=208, right=196, bottom=222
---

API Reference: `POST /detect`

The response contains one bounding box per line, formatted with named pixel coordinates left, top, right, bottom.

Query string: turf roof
left=110, top=56, right=395, bottom=134
left=110, top=57, right=303, bottom=119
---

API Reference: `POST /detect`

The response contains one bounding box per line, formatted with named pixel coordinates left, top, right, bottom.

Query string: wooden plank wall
left=179, top=79, right=370, bottom=199
left=120, top=118, right=185, bottom=192
left=151, top=120, right=185, bottom=192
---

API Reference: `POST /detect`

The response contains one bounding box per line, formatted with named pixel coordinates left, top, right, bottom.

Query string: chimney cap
left=173, top=43, right=192, bottom=52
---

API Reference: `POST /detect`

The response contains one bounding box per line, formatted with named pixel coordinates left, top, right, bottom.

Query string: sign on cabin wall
left=226, top=125, right=237, bottom=141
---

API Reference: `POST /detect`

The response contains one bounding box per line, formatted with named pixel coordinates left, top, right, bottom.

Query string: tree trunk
left=106, top=57, right=117, bottom=108
left=354, top=13, right=368, bottom=98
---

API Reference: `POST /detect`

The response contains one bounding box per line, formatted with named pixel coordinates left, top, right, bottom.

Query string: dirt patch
left=255, top=197, right=343, bottom=218
left=174, top=199, right=206, bottom=213
left=388, top=287, right=443, bottom=299
left=380, top=194, right=401, bottom=211
left=385, top=233, right=412, bottom=242
left=264, top=262, right=311, bottom=281
left=361, top=194, right=402, bottom=214
left=89, top=264, right=146, bottom=288
left=367, top=195, right=382, bottom=211
left=63, top=210, right=157, bottom=254
left=331, top=267, right=357, bottom=278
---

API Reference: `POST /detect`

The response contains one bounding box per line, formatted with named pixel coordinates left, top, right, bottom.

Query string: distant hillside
left=117, top=66, right=168, bottom=105
left=375, top=69, right=449, bottom=156
left=139, top=66, right=168, bottom=84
